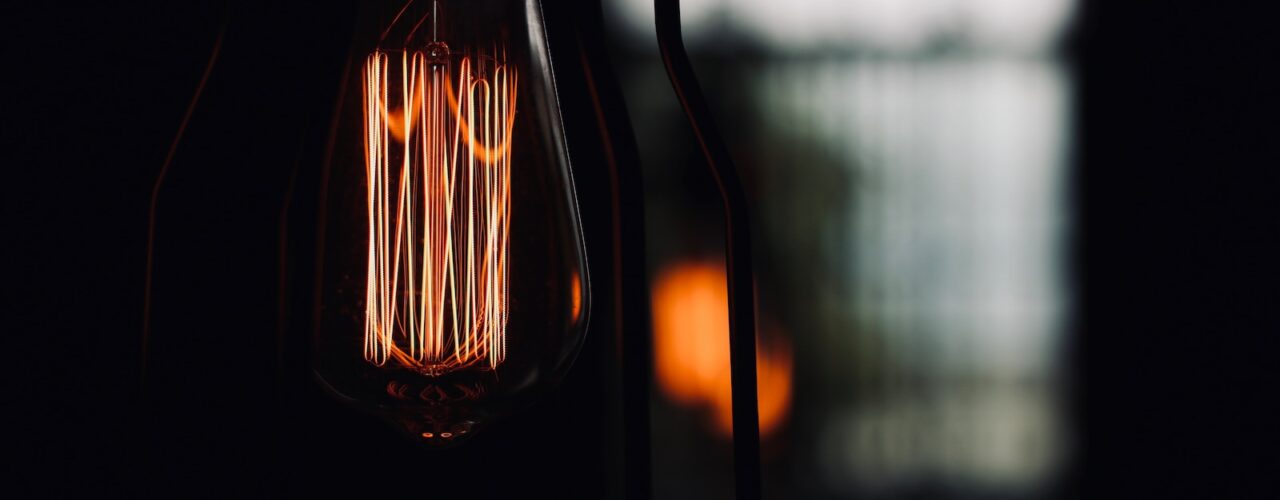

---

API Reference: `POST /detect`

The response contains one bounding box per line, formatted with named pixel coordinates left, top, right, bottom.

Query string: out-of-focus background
left=604, top=1, right=1076, bottom=498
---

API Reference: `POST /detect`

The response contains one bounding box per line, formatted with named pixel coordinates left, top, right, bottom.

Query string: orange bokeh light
left=651, top=261, right=793, bottom=438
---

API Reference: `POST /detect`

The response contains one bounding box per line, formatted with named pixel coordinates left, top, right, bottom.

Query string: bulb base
left=379, top=377, right=491, bottom=447
left=390, top=409, right=481, bottom=448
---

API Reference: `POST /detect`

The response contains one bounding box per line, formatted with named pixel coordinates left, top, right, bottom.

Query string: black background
left=1076, top=0, right=1280, bottom=496
left=5, top=0, right=1279, bottom=497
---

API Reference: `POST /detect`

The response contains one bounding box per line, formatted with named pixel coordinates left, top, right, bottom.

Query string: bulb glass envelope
left=314, top=0, right=590, bottom=445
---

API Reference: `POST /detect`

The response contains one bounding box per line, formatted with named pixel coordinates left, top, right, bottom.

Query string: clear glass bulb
left=314, top=0, right=589, bottom=446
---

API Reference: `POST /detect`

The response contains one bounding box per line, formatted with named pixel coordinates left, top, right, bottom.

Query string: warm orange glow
left=570, top=270, right=583, bottom=323
left=651, top=261, right=794, bottom=438
left=362, top=47, right=517, bottom=374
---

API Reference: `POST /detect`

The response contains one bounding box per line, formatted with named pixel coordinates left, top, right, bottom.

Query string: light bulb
left=315, top=0, right=590, bottom=446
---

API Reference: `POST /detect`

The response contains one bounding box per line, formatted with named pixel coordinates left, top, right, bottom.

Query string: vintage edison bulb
left=315, top=0, right=589, bottom=445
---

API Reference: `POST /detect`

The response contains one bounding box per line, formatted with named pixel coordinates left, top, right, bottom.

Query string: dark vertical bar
left=653, top=1, right=763, bottom=499
left=140, top=21, right=226, bottom=390
left=572, top=1, right=655, bottom=498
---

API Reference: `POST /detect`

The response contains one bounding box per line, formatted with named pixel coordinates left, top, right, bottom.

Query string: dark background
left=5, top=0, right=1278, bottom=497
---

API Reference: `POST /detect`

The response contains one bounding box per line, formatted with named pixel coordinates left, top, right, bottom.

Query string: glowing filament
left=362, top=48, right=517, bottom=374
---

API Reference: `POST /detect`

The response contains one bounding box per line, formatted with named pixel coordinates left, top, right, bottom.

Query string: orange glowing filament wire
left=362, top=48, right=517, bottom=374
